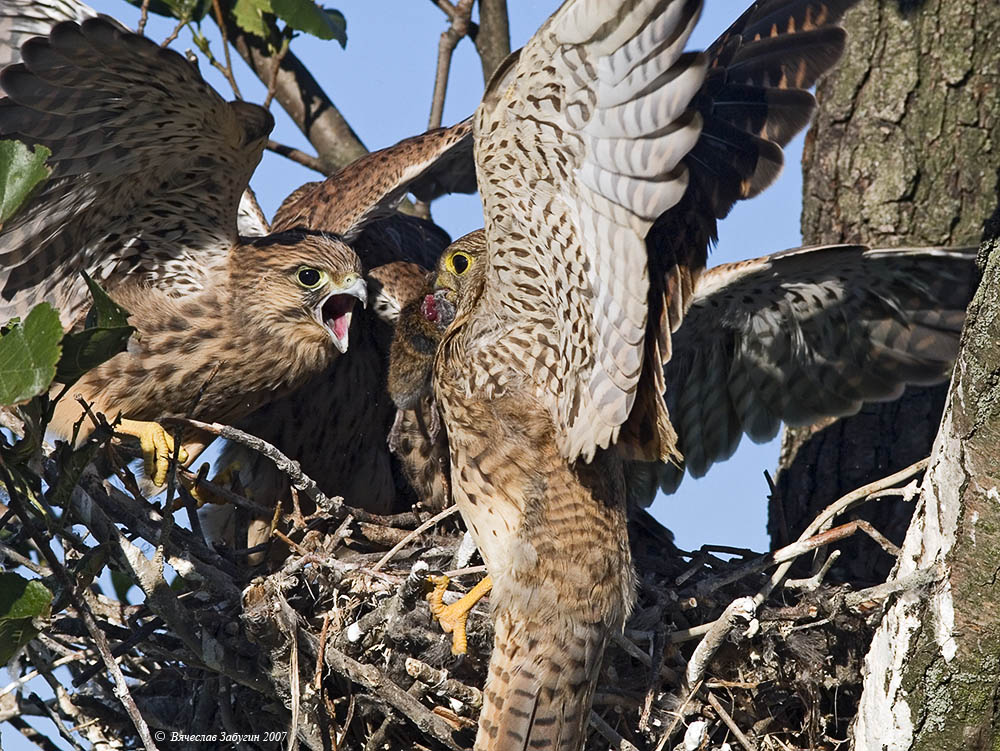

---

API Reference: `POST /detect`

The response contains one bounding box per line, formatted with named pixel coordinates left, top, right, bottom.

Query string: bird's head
left=434, top=229, right=487, bottom=313
left=236, top=231, right=367, bottom=357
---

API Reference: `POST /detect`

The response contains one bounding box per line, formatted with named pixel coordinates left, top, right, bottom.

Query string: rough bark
left=771, top=0, right=1000, bottom=584
left=852, top=212, right=1000, bottom=751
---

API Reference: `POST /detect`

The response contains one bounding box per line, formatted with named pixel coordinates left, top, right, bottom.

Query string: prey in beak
left=317, top=274, right=367, bottom=353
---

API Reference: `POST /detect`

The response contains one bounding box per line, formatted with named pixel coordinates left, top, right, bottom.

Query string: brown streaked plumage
left=0, top=17, right=369, bottom=482
left=48, top=232, right=365, bottom=442
left=432, top=1, right=862, bottom=749
left=382, top=237, right=477, bottom=512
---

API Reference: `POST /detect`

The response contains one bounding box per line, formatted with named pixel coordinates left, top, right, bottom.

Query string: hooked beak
left=434, top=272, right=459, bottom=304
left=317, top=274, right=367, bottom=353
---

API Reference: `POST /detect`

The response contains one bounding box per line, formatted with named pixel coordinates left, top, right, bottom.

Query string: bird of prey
left=428, top=0, right=871, bottom=748
left=0, top=16, right=371, bottom=484
left=211, top=123, right=477, bottom=529
left=388, top=235, right=975, bottom=656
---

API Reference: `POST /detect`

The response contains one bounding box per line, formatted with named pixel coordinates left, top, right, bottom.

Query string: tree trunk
left=853, top=219, right=1000, bottom=748
left=770, top=0, right=1000, bottom=585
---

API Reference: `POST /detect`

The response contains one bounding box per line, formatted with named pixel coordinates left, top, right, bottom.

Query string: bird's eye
left=296, top=267, right=324, bottom=288
left=449, top=252, right=471, bottom=275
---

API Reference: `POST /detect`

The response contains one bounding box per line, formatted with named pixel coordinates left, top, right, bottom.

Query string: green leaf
left=110, top=570, right=134, bottom=605
left=55, top=274, right=135, bottom=386
left=0, top=304, right=63, bottom=406
left=82, top=272, right=131, bottom=330
left=271, top=0, right=346, bottom=45
left=0, top=140, right=51, bottom=227
left=232, top=0, right=274, bottom=38
left=0, top=572, right=52, bottom=663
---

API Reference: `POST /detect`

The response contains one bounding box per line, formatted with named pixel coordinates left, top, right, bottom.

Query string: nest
left=0, top=415, right=933, bottom=751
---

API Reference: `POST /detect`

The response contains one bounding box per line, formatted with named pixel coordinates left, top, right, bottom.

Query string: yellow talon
left=426, top=574, right=493, bottom=655
left=116, top=418, right=188, bottom=487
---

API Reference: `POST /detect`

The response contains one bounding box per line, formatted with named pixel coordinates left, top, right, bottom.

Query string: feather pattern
left=656, top=245, right=977, bottom=495
left=0, top=15, right=273, bottom=327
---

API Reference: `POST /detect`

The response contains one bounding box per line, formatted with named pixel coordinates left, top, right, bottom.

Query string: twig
left=7, top=486, right=159, bottom=751
left=264, top=36, right=291, bottom=109
left=654, top=679, right=702, bottom=751
left=0, top=541, right=46, bottom=574
left=372, top=505, right=460, bottom=572
left=162, top=418, right=340, bottom=515
left=160, top=17, right=187, bottom=48
left=138, top=0, right=151, bottom=35
left=428, top=0, right=475, bottom=131
left=589, top=711, right=641, bottom=751
left=267, top=140, right=328, bottom=174
left=210, top=0, right=242, bottom=99
left=706, top=692, right=757, bottom=751
left=314, top=631, right=463, bottom=749
left=0, top=651, right=93, bottom=698
left=405, top=657, right=482, bottom=708
left=25, top=693, right=87, bottom=751
left=844, top=564, right=945, bottom=609
left=755, top=458, right=928, bottom=604
left=8, top=716, right=65, bottom=751
left=685, top=597, right=757, bottom=686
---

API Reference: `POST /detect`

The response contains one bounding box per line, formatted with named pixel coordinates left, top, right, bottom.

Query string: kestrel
left=210, top=124, right=477, bottom=526
left=0, top=16, right=376, bottom=484
left=387, top=235, right=975, bottom=657
left=429, top=0, right=867, bottom=748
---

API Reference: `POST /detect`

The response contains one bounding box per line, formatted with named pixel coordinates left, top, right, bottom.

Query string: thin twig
left=211, top=0, right=243, bottom=99
left=160, top=17, right=187, bottom=48
left=7, top=487, right=159, bottom=751
left=138, top=0, right=152, bottom=35
left=372, top=505, right=460, bottom=572
left=755, top=457, right=928, bottom=604
left=264, top=36, right=292, bottom=109
left=589, top=711, right=641, bottom=751
left=706, top=692, right=757, bottom=751
left=0, top=651, right=93, bottom=699
left=266, top=140, right=329, bottom=174
left=428, top=0, right=475, bottom=131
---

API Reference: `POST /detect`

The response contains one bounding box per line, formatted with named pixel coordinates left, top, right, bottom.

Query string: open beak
left=317, top=275, right=367, bottom=353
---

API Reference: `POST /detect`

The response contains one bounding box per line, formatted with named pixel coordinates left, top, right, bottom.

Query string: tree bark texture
left=771, top=0, right=1000, bottom=584
left=852, top=215, right=1000, bottom=751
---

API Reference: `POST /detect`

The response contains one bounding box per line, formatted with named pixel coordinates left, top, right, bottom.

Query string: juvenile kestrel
left=0, top=16, right=374, bottom=483
left=429, top=0, right=865, bottom=748
left=388, top=235, right=975, bottom=657
left=211, top=125, right=477, bottom=524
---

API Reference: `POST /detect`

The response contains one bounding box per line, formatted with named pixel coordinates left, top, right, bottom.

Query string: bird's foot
left=426, top=574, right=493, bottom=655
left=174, top=462, right=243, bottom=510
left=116, top=418, right=188, bottom=487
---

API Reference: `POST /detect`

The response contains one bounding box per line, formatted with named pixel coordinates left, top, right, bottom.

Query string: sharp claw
left=426, top=574, right=493, bottom=655
left=117, top=419, right=186, bottom=487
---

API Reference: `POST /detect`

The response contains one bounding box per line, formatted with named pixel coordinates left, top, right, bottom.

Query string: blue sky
left=4, top=4, right=808, bottom=746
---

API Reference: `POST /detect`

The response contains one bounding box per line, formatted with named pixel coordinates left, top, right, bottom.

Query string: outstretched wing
left=473, top=0, right=707, bottom=462
left=470, top=0, right=856, bottom=462
left=272, top=120, right=475, bottom=239
left=0, top=0, right=95, bottom=68
left=0, top=17, right=273, bottom=324
left=656, top=245, right=976, bottom=494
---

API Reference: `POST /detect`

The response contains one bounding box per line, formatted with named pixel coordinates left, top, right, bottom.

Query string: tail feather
left=476, top=613, right=607, bottom=751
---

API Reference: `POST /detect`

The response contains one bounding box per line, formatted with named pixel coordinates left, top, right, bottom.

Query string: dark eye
left=297, top=267, right=322, bottom=287
left=451, top=252, right=470, bottom=275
